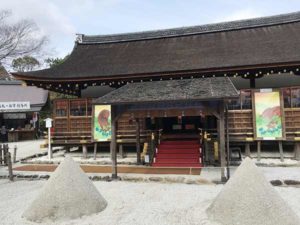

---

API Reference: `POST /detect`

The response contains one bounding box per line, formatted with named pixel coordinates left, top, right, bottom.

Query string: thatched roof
left=94, top=77, right=238, bottom=105
left=13, top=11, right=300, bottom=82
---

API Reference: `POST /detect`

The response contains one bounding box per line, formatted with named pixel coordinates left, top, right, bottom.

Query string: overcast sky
left=1, top=0, right=300, bottom=59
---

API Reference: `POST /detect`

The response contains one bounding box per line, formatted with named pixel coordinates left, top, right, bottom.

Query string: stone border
left=1, top=174, right=299, bottom=187
left=0, top=173, right=211, bottom=185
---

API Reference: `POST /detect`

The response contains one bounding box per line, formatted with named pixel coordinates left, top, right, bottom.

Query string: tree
left=0, top=10, right=47, bottom=64
left=12, top=55, right=40, bottom=72
left=45, top=55, right=69, bottom=68
left=39, top=54, right=74, bottom=129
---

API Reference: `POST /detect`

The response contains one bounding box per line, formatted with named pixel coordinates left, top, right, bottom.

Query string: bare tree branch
left=0, top=10, right=48, bottom=63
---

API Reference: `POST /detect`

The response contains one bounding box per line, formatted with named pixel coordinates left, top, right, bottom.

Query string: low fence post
left=3, top=144, right=8, bottom=166
left=6, top=151, right=13, bottom=181
left=13, top=145, right=17, bottom=163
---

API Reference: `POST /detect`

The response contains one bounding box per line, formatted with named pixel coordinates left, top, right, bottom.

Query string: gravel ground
left=6, top=140, right=46, bottom=161
left=0, top=180, right=299, bottom=225
left=207, top=158, right=300, bottom=225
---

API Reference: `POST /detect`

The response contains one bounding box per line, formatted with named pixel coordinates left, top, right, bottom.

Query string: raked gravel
left=207, top=158, right=300, bottom=225
left=22, top=156, right=107, bottom=223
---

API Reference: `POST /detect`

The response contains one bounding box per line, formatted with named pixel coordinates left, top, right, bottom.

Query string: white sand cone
left=23, top=156, right=107, bottom=222
left=207, top=157, right=300, bottom=225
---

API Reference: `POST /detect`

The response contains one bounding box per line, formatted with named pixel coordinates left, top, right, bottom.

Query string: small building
left=13, top=11, right=300, bottom=179
left=0, top=79, right=48, bottom=142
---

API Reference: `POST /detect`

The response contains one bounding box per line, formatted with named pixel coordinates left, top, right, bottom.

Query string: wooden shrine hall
left=12, top=11, right=300, bottom=179
left=94, top=77, right=238, bottom=179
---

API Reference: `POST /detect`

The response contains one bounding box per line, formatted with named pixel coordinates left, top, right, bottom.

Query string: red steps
left=152, top=139, right=202, bottom=168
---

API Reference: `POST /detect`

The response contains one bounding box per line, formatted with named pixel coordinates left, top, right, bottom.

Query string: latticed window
left=291, top=88, right=300, bottom=108
left=55, top=101, right=68, bottom=117
left=228, top=91, right=241, bottom=110
left=240, top=90, right=252, bottom=109
left=70, top=99, right=86, bottom=116
left=283, top=88, right=291, bottom=108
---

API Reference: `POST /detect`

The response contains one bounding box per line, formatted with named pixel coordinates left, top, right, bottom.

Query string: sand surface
left=207, top=158, right=300, bottom=225
left=23, top=157, right=107, bottom=222
left=0, top=180, right=299, bottom=225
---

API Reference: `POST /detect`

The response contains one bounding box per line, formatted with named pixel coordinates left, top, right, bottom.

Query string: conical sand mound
left=23, top=156, right=107, bottom=222
left=207, top=157, right=300, bottom=225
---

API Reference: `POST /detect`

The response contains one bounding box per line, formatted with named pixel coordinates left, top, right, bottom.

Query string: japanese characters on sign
left=0, top=102, right=30, bottom=111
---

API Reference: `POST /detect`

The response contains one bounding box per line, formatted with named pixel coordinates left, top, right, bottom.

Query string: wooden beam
left=93, top=142, right=97, bottom=160
left=218, top=101, right=226, bottom=182
left=245, top=142, right=251, bottom=157
left=136, top=118, right=141, bottom=165
left=82, top=144, right=87, bottom=158
left=111, top=106, right=118, bottom=179
left=119, top=144, right=125, bottom=158
left=294, top=142, right=300, bottom=160
left=250, top=78, right=256, bottom=88
left=278, top=141, right=284, bottom=162
left=225, top=102, right=230, bottom=179
left=257, top=141, right=261, bottom=161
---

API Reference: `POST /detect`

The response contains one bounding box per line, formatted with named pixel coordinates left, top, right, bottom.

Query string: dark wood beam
left=110, top=105, right=118, bottom=179
left=136, top=118, right=141, bottom=165
left=250, top=78, right=256, bottom=89
left=218, top=100, right=226, bottom=182
left=225, top=101, right=230, bottom=179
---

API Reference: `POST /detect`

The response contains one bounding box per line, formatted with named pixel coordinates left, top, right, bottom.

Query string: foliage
left=45, top=55, right=69, bottom=68
left=12, top=55, right=40, bottom=72
left=39, top=55, right=74, bottom=130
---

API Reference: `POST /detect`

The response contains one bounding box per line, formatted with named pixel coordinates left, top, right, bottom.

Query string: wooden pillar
left=218, top=101, right=226, bottom=182
left=225, top=102, right=230, bottom=179
left=294, top=142, right=300, bottom=160
left=93, top=142, right=97, bottom=160
left=82, top=144, right=87, bottom=158
left=0, top=144, right=2, bottom=165
left=204, top=116, right=209, bottom=163
left=245, top=142, right=251, bottom=157
left=111, top=106, right=118, bottom=179
left=250, top=78, right=256, bottom=89
left=278, top=141, right=284, bottom=162
left=257, top=141, right=261, bottom=161
left=119, top=144, right=125, bottom=158
left=136, top=118, right=141, bottom=165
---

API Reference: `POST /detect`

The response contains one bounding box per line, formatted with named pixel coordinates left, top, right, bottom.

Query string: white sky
left=1, top=0, right=300, bottom=59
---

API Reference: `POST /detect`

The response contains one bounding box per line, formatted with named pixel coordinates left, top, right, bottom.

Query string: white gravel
left=207, top=158, right=300, bottom=225
left=7, top=140, right=46, bottom=160
left=22, top=157, right=107, bottom=223
left=0, top=179, right=299, bottom=225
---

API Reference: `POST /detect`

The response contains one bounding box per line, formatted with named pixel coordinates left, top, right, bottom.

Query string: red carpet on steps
left=152, top=140, right=202, bottom=168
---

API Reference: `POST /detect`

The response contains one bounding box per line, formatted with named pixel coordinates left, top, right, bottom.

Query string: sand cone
left=207, top=157, right=300, bottom=225
left=23, top=156, right=107, bottom=222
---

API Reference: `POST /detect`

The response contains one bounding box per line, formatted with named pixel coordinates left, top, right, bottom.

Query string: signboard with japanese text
left=0, top=102, right=30, bottom=111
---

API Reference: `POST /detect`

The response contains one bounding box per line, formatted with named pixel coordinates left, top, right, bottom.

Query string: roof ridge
left=80, top=11, right=300, bottom=44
